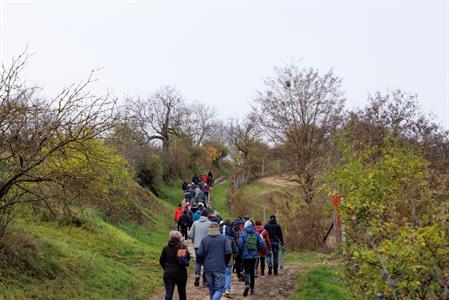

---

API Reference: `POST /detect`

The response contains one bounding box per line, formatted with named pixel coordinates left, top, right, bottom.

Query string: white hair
left=170, top=230, right=182, bottom=240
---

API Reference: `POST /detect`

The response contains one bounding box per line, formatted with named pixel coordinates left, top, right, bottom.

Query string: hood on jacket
left=208, top=223, right=220, bottom=236
left=199, top=216, right=208, bottom=222
left=255, top=225, right=264, bottom=233
left=268, top=218, right=278, bottom=225
left=244, top=225, right=256, bottom=234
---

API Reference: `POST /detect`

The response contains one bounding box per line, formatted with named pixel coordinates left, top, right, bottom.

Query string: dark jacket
left=159, top=240, right=190, bottom=279
left=180, top=212, right=192, bottom=227
left=264, top=219, right=284, bottom=244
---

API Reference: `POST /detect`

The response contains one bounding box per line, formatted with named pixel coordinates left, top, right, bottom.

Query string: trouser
left=234, top=254, right=243, bottom=278
left=194, top=248, right=206, bottom=281
left=180, top=225, right=188, bottom=240
left=204, top=271, right=225, bottom=300
left=267, top=242, right=279, bottom=272
left=243, top=258, right=256, bottom=290
left=224, top=265, right=232, bottom=292
left=255, top=256, right=266, bottom=275
left=163, top=277, right=187, bottom=300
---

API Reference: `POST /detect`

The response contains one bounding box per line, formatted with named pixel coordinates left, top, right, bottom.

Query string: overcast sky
left=1, top=0, right=448, bottom=128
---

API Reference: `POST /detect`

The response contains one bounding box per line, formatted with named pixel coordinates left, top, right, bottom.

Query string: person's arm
left=159, top=247, right=166, bottom=269
left=224, top=237, right=232, bottom=265
left=189, top=222, right=195, bottom=241
left=278, top=225, right=285, bottom=245
left=257, top=233, right=265, bottom=251
left=265, top=232, right=272, bottom=252
left=197, top=240, right=206, bottom=264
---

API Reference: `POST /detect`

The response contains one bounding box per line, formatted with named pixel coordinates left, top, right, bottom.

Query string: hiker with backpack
left=220, top=219, right=238, bottom=298
left=189, top=210, right=212, bottom=287
left=264, top=214, right=284, bottom=275
left=238, top=220, right=265, bottom=297
left=254, top=220, right=271, bottom=276
left=159, top=230, right=190, bottom=300
left=197, top=222, right=232, bottom=300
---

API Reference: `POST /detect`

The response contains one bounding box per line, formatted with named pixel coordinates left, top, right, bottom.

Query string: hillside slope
left=0, top=188, right=175, bottom=299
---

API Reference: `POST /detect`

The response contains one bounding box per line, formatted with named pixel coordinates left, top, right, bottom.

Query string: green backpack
left=246, top=233, right=257, bottom=251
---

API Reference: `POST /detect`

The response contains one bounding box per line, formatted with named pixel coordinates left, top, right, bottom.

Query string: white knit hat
left=244, top=220, right=253, bottom=229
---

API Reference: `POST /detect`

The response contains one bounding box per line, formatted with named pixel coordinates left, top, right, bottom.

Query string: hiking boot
left=250, top=289, right=255, bottom=295
left=274, top=269, right=278, bottom=275
left=223, top=291, right=231, bottom=298
left=243, top=286, right=250, bottom=297
left=268, top=268, right=272, bottom=275
left=194, top=276, right=200, bottom=287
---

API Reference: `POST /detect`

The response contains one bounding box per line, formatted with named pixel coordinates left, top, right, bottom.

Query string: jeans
left=180, top=225, right=188, bottom=240
left=267, top=242, right=279, bottom=272
left=234, top=254, right=243, bottom=278
left=204, top=271, right=225, bottom=300
left=224, top=266, right=232, bottom=292
left=163, top=277, right=187, bottom=300
left=243, top=258, right=256, bottom=289
left=255, top=256, right=266, bottom=275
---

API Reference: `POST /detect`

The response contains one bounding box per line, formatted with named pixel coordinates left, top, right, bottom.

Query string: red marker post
left=332, top=195, right=342, bottom=244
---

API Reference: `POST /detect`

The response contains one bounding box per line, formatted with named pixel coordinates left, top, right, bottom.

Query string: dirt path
left=150, top=250, right=297, bottom=300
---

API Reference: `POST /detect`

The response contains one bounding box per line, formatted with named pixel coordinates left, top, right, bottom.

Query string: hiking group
left=160, top=172, right=285, bottom=300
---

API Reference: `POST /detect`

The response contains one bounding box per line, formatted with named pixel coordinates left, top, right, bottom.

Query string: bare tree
left=254, top=64, right=345, bottom=203
left=0, top=53, right=116, bottom=237
left=187, top=103, right=217, bottom=147
left=126, top=86, right=190, bottom=151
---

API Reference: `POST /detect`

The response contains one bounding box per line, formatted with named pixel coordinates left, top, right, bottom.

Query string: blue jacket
left=193, top=211, right=201, bottom=222
left=238, top=225, right=265, bottom=259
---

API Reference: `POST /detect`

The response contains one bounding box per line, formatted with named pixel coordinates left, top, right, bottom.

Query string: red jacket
left=256, top=225, right=272, bottom=256
left=174, top=207, right=184, bottom=223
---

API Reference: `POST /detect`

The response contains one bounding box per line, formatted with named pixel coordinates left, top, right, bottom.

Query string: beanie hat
left=244, top=220, right=253, bottom=229
left=270, top=214, right=276, bottom=220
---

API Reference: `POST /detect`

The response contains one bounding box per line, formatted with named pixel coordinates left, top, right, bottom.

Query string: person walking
left=220, top=219, right=238, bottom=298
left=174, top=204, right=184, bottom=232
left=238, top=220, right=265, bottom=297
left=197, top=222, right=232, bottom=300
left=189, top=210, right=212, bottom=287
left=179, top=210, right=192, bottom=240
left=255, top=220, right=271, bottom=276
left=159, top=231, right=190, bottom=300
left=264, top=215, right=284, bottom=275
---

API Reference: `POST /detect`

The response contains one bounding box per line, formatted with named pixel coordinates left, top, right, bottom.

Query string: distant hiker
left=192, top=174, right=200, bottom=185
left=159, top=231, right=190, bottom=300
left=264, top=215, right=284, bottom=275
left=181, top=180, right=189, bottom=191
left=180, top=210, right=192, bottom=240
left=174, top=204, right=184, bottom=232
left=255, top=220, right=271, bottom=276
left=220, top=219, right=238, bottom=298
left=197, top=222, right=232, bottom=300
left=189, top=210, right=212, bottom=287
left=201, top=174, right=209, bottom=183
left=203, top=184, right=210, bottom=202
left=238, top=220, right=265, bottom=296
left=208, top=170, right=214, bottom=186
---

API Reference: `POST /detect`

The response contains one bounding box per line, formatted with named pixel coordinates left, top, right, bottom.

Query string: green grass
left=0, top=189, right=177, bottom=299
left=158, top=179, right=185, bottom=206
left=211, top=181, right=231, bottom=219
left=290, top=266, right=350, bottom=300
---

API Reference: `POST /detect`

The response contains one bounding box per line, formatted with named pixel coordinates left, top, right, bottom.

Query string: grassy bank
left=211, top=181, right=232, bottom=219
left=0, top=191, right=176, bottom=299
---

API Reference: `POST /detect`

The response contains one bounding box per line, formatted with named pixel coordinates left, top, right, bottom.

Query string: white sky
left=1, top=0, right=448, bottom=128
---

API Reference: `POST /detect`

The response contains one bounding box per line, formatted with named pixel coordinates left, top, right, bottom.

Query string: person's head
left=178, top=203, right=182, bottom=208
left=243, top=215, right=250, bottom=221
left=201, top=210, right=209, bottom=217
left=169, top=230, right=182, bottom=241
left=223, top=218, right=231, bottom=225
left=270, top=214, right=276, bottom=221
left=244, top=220, right=254, bottom=229
left=255, top=220, right=262, bottom=226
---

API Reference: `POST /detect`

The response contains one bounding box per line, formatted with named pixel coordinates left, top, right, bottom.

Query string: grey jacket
left=189, top=216, right=211, bottom=248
